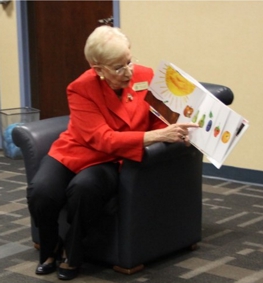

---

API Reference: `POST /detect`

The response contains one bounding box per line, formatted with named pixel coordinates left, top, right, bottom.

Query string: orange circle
left=221, top=131, right=231, bottom=143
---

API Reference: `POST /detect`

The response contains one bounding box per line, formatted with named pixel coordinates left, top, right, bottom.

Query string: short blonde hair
left=84, top=25, right=131, bottom=66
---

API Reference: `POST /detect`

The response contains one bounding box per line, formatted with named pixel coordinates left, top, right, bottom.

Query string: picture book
left=145, top=61, right=249, bottom=169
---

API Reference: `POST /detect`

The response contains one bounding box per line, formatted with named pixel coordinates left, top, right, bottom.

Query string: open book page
left=206, top=119, right=249, bottom=168
left=146, top=60, right=249, bottom=169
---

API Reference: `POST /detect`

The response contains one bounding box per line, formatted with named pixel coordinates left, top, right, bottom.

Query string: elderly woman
left=27, top=25, right=197, bottom=280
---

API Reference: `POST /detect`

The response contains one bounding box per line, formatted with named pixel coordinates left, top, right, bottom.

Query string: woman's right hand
left=144, top=123, right=199, bottom=147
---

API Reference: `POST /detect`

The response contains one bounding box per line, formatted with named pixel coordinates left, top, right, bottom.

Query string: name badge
left=133, top=81, right=149, bottom=91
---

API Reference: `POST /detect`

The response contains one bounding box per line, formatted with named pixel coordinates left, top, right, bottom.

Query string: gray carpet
left=0, top=151, right=263, bottom=283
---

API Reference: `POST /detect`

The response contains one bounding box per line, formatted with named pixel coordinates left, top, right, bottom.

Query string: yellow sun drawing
left=165, top=66, right=196, bottom=96
left=155, top=64, right=196, bottom=111
left=154, top=64, right=196, bottom=111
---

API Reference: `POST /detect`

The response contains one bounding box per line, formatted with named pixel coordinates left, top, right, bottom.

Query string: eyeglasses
left=103, top=61, right=134, bottom=76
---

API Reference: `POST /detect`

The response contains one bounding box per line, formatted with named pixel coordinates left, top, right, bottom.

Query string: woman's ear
left=93, top=66, right=104, bottom=77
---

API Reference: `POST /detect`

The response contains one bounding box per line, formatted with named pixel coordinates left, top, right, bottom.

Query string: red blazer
left=48, top=65, right=166, bottom=173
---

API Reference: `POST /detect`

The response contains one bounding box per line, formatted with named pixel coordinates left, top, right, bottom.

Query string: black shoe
left=57, top=259, right=79, bottom=280
left=36, top=261, right=57, bottom=275
left=35, top=237, right=63, bottom=275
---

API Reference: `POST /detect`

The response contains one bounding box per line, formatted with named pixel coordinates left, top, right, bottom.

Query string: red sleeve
left=149, top=111, right=168, bottom=130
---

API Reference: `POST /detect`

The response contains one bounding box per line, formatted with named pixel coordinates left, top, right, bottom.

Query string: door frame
left=16, top=0, right=120, bottom=108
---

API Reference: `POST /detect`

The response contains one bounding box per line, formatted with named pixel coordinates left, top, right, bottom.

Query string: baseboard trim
left=203, top=163, right=263, bottom=186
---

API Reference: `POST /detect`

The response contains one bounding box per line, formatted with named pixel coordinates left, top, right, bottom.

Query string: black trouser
left=27, top=155, right=119, bottom=267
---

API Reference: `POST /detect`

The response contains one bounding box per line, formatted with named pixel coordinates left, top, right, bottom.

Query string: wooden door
left=27, top=0, right=113, bottom=119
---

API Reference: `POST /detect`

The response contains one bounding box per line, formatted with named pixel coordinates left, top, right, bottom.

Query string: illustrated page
left=147, top=60, right=249, bottom=169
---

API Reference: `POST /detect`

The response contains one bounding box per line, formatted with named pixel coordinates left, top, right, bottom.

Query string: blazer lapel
left=122, top=87, right=139, bottom=120
left=101, top=81, right=131, bottom=126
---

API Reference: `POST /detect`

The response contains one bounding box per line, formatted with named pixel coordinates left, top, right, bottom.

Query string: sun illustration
left=165, top=66, right=196, bottom=96
left=154, top=64, right=196, bottom=112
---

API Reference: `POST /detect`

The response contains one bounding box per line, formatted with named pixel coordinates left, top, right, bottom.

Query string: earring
left=100, top=75, right=105, bottom=80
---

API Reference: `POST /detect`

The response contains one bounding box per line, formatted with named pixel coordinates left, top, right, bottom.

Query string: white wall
left=120, top=1, right=263, bottom=171
left=0, top=1, right=20, bottom=109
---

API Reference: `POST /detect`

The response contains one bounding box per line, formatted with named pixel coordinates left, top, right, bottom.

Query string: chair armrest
left=12, top=116, right=69, bottom=183
left=142, top=142, right=192, bottom=165
left=201, top=82, right=234, bottom=105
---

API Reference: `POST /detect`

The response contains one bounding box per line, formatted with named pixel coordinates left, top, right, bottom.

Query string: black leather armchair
left=12, top=83, right=233, bottom=274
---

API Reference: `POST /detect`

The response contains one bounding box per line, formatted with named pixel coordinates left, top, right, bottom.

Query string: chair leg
left=189, top=243, right=199, bottom=251
left=191, top=243, right=199, bottom=251
left=113, top=264, right=144, bottom=275
left=34, top=242, right=40, bottom=250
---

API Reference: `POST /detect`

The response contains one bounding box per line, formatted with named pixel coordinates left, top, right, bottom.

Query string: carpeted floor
left=0, top=151, right=263, bottom=283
